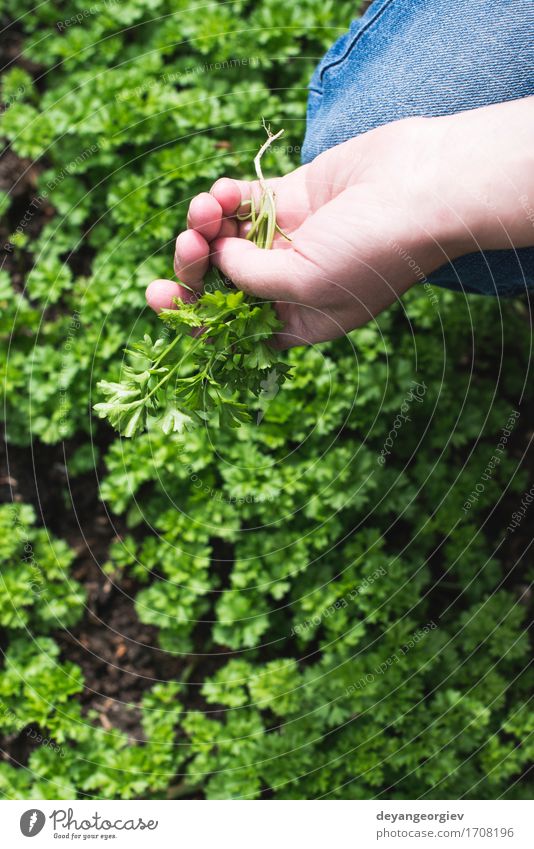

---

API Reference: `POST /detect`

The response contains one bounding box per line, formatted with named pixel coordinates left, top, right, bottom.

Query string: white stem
left=253, top=124, right=284, bottom=191
left=255, top=125, right=285, bottom=249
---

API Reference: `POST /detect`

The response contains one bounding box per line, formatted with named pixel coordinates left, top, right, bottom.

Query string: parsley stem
left=145, top=333, right=206, bottom=401
left=253, top=122, right=284, bottom=250
left=152, top=331, right=183, bottom=367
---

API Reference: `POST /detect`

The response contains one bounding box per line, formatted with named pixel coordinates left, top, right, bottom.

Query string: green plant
left=0, top=639, right=186, bottom=800
left=0, top=504, right=85, bottom=630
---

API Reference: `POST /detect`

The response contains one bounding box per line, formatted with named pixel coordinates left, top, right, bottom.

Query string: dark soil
left=0, top=143, right=55, bottom=294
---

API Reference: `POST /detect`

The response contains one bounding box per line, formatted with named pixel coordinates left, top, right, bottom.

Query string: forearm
left=430, top=97, right=534, bottom=257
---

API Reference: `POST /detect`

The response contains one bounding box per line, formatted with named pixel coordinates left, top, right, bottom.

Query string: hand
left=146, top=99, right=534, bottom=347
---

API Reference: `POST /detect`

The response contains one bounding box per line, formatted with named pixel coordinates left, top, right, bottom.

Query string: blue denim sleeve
left=302, top=0, right=534, bottom=296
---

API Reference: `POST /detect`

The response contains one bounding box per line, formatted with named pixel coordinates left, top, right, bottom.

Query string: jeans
left=302, top=0, right=534, bottom=296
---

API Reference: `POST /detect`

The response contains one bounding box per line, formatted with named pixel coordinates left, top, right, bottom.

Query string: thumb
left=211, top=237, right=303, bottom=300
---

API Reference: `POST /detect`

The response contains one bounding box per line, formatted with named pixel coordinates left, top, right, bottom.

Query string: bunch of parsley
left=95, top=276, right=290, bottom=437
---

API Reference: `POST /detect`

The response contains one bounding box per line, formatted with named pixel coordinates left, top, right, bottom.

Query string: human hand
left=146, top=99, right=534, bottom=347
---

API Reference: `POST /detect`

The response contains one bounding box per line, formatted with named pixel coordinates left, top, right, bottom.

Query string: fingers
left=210, top=177, right=244, bottom=216
left=211, top=176, right=279, bottom=216
left=174, top=229, right=210, bottom=287
left=177, top=185, right=240, bottom=286
left=187, top=192, right=223, bottom=241
left=211, top=236, right=303, bottom=300
left=211, top=166, right=310, bottom=230
left=145, top=278, right=195, bottom=312
left=219, top=218, right=238, bottom=238
left=154, top=226, right=301, bottom=315
left=185, top=161, right=310, bottom=238
left=170, top=162, right=312, bottom=308
left=186, top=183, right=249, bottom=241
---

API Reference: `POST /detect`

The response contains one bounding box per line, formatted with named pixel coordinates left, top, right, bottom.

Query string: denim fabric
left=302, top=0, right=534, bottom=296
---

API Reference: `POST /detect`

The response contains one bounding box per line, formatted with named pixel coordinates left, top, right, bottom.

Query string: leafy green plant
left=0, top=504, right=85, bottom=631
left=0, top=639, right=186, bottom=800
